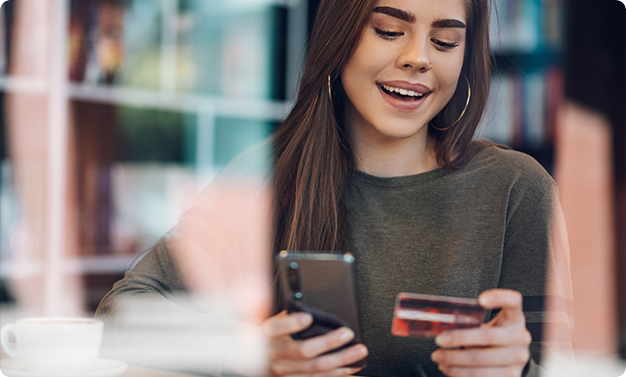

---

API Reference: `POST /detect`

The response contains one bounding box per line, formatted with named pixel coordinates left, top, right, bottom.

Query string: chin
left=371, top=120, right=429, bottom=141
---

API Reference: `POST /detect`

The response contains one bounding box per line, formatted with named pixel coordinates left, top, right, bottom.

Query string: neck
left=352, top=129, right=439, bottom=177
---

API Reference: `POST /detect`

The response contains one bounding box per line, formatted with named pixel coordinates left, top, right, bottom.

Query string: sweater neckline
left=351, top=167, right=447, bottom=188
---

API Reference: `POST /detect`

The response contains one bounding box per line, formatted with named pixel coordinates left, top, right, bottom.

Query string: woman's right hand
left=262, top=311, right=368, bottom=377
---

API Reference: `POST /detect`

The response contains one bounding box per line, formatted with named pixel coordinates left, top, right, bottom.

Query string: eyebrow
left=372, top=6, right=467, bottom=29
left=432, top=18, right=467, bottom=29
left=373, top=6, right=415, bottom=23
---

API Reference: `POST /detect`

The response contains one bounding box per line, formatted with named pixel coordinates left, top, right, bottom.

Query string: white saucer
left=0, top=358, right=127, bottom=377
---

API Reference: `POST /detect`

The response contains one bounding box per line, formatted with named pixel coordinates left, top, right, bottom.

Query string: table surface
left=0, top=349, right=355, bottom=377
left=119, top=365, right=197, bottom=377
left=0, top=350, right=195, bottom=377
left=0, top=357, right=365, bottom=377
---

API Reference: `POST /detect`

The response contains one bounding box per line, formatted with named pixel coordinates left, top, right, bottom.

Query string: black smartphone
left=276, top=251, right=366, bottom=367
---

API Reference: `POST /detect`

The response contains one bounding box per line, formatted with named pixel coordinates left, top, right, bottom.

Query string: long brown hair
left=273, top=0, right=492, bottom=254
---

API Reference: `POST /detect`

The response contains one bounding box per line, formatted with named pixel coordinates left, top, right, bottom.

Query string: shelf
left=0, top=77, right=293, bottom=121
left=0, top=76, right=48, bottom=95
left=0, top=254, right=143, bottom=279
left=68, top=84, right=293, bottom=121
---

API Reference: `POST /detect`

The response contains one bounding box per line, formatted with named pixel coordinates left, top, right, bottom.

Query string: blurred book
left=77, top=164, right=113, bottom=256
left=490, top=0, right=563, bottom=53
left=477, top=67, right=563, bottom=148
left=77, top=163, right=198, bottom=257
left=69, top=0, right=126, bottom=85
left=175, top=0, right=276, bottom=97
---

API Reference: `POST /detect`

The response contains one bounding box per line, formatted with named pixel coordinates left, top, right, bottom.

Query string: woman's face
left=342, top=0, right=467, bottom=145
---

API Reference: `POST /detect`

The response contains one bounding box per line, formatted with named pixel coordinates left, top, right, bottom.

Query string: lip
left=377, top=80, right=432, bottom=112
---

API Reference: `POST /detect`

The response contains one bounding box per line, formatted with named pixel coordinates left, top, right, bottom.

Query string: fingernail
left=298, top=313, right=312, bottom=325
left=338, top=367, right=362, bottom=376
left=355, top=345, right=369, bottom=357
left=435, top=333, right=450, bottom=346
left=339, top=327, right=355, bottom=341
left=431, top=351, right=443, bottom=363
left=479, top=295, right=492, bottom=306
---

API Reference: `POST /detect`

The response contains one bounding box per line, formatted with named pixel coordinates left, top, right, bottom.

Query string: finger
left=435, top=326, right=531, bottom=348
left=478, top=289, right=524, bottom=324
left=437, top=365, right=524, bottom=377
left=299, top=327, right=357, bottom=359
left=263, top=311, right=313, bottom=338
left=272, top=327, right=356, bottom=360
left=271, top=344, right=368, bottom=375
left=431, top=344, right=530, bottom=368
left=269, top=336, right=297, bottom=361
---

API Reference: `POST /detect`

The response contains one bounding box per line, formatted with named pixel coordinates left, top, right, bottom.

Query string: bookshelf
left=0, top=0, right=307, bottom=314
left=477, top=0, right=564, bottom=174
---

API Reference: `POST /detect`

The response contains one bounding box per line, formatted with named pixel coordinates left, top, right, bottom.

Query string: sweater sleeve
left=94, top=237, right=265, bottom=376
left=498, top=183, right=577, bottom=377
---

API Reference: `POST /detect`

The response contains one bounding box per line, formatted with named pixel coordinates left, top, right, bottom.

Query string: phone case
left=276, top=251, right=365, bottom=366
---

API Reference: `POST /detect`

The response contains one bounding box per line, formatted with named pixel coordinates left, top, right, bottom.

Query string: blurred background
left=0, top=0, right=623, bottom=375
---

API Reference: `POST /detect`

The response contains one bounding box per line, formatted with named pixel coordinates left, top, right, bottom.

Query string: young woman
left=265, top=0, right=573, bottom=376
left=97, top=0, right=575, bottom=376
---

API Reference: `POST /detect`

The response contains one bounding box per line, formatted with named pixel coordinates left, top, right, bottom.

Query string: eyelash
left=374, top=28, right=459, bottom=50
left=374, top=28, right=403, bottom=39
left=432, top=39, right=459, bottom=50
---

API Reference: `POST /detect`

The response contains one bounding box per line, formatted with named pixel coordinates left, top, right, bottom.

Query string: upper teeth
left=382, top=84, right=424, bottom=98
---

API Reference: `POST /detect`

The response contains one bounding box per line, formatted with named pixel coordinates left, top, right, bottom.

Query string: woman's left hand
left=430, top=289, right=532, bottom=377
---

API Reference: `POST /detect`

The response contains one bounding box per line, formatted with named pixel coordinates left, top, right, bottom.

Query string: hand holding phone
left=261, top=311, right=368, bottom=376
left=276, top=251, right=366, bottom=368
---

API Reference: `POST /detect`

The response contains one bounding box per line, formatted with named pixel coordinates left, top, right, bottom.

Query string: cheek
left=344, top=38, right=391, bottom=83
left=435, top=56, right=464, bottom=95
left=441, top=75, right=460, bottom=96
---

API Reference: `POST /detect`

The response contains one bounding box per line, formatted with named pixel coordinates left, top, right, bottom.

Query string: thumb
left=479, top=289, right=525, bottom=326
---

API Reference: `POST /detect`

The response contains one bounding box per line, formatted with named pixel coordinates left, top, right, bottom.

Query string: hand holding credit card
left=391, top=293, right=486, bottom=338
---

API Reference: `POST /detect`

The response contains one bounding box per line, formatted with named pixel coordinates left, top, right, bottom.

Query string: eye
left=374, top=27, right=404, bottom=40
left=431, top=38, right=459, bottom=50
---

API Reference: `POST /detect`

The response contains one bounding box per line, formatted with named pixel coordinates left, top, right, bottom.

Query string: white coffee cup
left=0, top=317, right=103, bottom=373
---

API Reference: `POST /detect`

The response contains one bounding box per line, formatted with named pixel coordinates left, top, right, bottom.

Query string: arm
left=95, top=237, right=265, bottom=376
left=97, top=228, right=368, bottom=377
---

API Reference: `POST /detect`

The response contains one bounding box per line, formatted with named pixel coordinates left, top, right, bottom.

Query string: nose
left=397, top=36, right=432, bottom=73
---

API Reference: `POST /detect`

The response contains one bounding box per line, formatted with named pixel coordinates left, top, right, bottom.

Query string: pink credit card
left=391, top=293, right=486, bottom=338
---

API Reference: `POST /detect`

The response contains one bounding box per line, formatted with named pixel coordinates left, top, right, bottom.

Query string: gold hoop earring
left=430, top=74, right=471, bottom=131
left=328, top=75, right=332, bottom=103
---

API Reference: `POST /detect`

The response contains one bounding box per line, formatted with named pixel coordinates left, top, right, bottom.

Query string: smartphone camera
left=287, top=262, right=302, bottom=299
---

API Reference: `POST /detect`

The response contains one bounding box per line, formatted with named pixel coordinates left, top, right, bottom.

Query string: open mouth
left=379, top=84, right=427, bottom=101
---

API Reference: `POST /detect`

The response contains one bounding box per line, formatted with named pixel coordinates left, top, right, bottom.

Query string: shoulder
left=449, top=145, right=557, bottom=217
left=459, top=144, right=555, bottom=192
